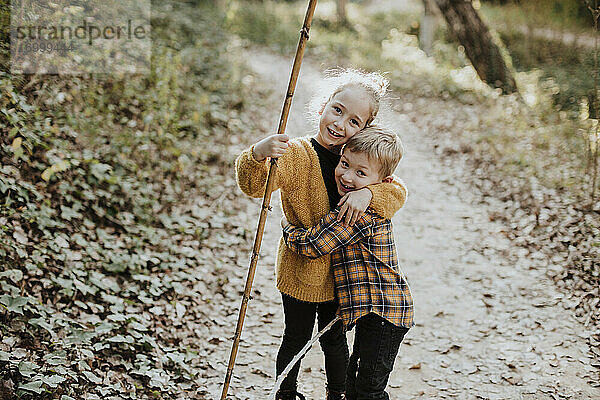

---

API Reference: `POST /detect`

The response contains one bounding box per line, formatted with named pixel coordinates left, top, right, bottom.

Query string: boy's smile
left=335, top=149, right=383, bottom=196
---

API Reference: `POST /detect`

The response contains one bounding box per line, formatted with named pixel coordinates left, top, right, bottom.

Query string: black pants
left=346, top=313, right=409, bottom=400
left=276, top=293, right=349, bottom=392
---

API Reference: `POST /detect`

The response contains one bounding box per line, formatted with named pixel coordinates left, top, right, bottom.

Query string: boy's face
left=317, top=86, right=372, bottom=151
left=335, top=149, right=383, bottom=196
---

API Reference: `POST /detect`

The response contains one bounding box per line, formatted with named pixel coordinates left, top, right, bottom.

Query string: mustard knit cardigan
left=235, top=136, right=407, bottom=303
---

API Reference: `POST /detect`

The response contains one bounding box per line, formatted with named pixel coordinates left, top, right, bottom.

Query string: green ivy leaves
left=0, top=1, right=252, bottom=398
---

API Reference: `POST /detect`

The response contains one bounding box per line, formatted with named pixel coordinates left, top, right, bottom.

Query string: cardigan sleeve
left=235, top=143, right=300, bottom=198
left=367, top=175, right=407, bottom=220
left=235, top=145, right=278, bottom=198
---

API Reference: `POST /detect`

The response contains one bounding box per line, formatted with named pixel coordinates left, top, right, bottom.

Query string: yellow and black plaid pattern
left=283, top=209, right=414, bottom=329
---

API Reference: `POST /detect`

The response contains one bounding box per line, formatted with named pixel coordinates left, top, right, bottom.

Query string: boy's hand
left=337, top=187, right=372, bottom=227
left=252, top=134, right=290, bottom=161
left=281, top=216, right=290, bottom=229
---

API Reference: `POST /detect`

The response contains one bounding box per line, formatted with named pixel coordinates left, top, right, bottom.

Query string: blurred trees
left=483, top=0, right=593, bottom=27
left=337, top=0, right=348, bottom=25
left=420, top=0, right=437, bottom=56
left=0, top=0, right=9, bottom=72
left=434, top=0, right=517, bottom=93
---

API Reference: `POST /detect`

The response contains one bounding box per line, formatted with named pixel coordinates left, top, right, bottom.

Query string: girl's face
left=316, top=86, right=373, bottom=152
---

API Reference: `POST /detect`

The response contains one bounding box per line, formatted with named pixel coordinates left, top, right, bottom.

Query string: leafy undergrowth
left=226, top=0, right=600, bottom=368
left=0, top=1, right=266, bottom=398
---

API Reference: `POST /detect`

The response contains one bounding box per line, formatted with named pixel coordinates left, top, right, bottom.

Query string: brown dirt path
left=205, top=46, right=600, bottom=400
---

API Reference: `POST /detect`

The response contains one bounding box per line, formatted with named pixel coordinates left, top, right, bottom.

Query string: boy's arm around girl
left=235, top=136, right=407, bottom=222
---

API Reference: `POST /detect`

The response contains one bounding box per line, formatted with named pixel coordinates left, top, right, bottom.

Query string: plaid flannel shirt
left=282, top=209, right=414, bottom=329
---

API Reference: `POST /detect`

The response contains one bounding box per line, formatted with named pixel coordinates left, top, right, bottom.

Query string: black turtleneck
left=311, top=138, right=342, bottom=210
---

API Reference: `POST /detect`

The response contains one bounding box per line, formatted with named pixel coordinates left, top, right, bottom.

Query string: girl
left=235, top=69, right=407, bottom=400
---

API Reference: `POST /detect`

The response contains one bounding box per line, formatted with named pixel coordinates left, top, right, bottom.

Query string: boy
left=280, top=126, right=414, bottom=400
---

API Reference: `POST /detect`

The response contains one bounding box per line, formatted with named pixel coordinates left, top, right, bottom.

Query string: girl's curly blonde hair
left=307, top=68, right=389, bottom=127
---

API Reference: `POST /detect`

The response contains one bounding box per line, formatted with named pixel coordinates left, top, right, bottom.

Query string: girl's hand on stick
left=337, top=188, right=372, bottom=227
left=281, top=216, right=290, bottom=229
left=252, top=134, right=290, bottom=161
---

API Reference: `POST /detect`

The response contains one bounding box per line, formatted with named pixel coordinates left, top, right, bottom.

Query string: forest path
left=208, top=47, right=600, bottom=400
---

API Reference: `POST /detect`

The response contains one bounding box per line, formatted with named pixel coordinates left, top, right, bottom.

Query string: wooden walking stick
left=220, top=1, right=318, bottom=398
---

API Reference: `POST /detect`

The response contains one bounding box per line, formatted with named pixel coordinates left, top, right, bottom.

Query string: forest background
left=0, top=0, right=599, bottom=399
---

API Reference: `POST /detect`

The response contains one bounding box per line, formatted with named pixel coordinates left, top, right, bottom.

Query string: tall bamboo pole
left=220, top=1, right=318, bottom=398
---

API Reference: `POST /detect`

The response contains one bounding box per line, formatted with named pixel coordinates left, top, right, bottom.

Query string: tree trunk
left=337, top=0, right=347, bottom=25
left=420, top=0, right=437, bottom=56
left=434, top=0, right=517, bottom=94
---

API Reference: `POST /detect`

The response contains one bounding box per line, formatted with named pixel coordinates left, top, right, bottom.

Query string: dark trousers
left=276, top=293, right=349, bottom=392
left=346, top=313, right=409, bottom=400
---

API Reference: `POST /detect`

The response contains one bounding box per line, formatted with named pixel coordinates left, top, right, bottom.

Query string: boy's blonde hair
left=343, top=125, right=404, bottom=178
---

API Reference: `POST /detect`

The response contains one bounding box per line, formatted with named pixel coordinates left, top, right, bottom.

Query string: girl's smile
left=316, top=85, right=373, bottom=152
